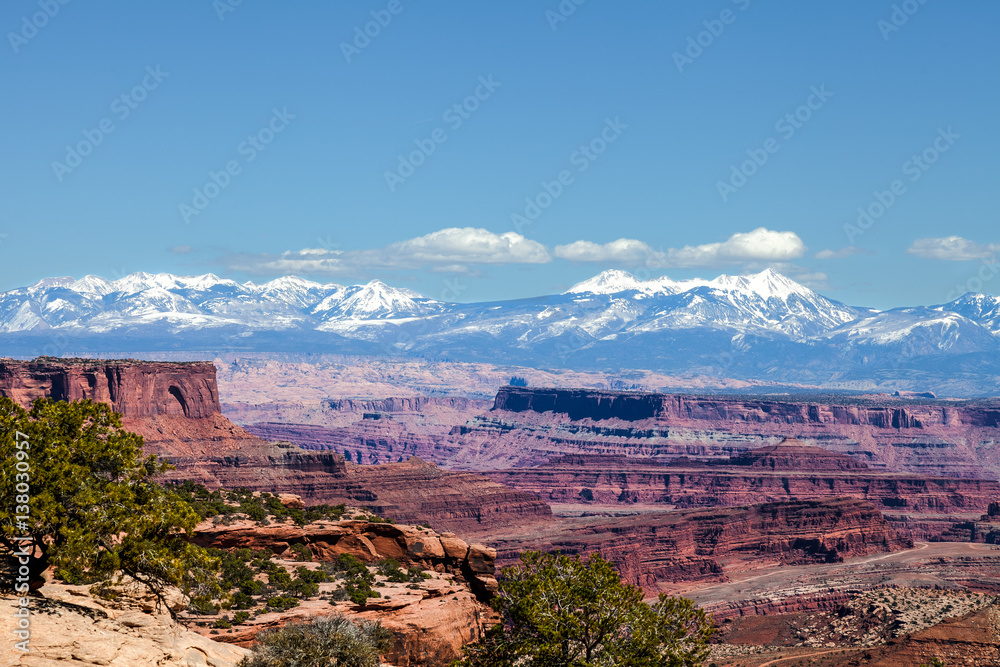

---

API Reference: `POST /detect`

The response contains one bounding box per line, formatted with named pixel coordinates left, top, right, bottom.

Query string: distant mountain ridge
left=1, top=269, right=999, bottom=395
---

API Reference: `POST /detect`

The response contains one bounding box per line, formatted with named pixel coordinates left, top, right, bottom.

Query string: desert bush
left=237, top=615, right=391, bottom=667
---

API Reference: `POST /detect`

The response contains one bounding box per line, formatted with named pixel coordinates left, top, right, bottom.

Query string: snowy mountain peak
left=260, top=275, right=334, bottom=292
left=709, top=268, right=812, bottom=301
left=566, top=270, right=647, bottom=295
left=27, top=276, right=76, bottom=293
left=70, top=275, right=114, bottom=296
left=567, top=268, right=813, bottom=300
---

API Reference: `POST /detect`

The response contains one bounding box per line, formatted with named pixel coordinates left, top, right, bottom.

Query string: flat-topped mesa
left=729, top=437, right=869, bottom=471
left=492, top=386, right=1000, bottom=429
left=0, top=357, right=220, bottom=418
left=493, top=386, right=661, bottom=421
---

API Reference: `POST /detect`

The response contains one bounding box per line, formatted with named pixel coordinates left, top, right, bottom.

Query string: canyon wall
left=0, top=358, right=547, bottom=538
left=492, top=387, right=1000, bottom=430
left=0, top=357, right=220, bottom=418
left=491, top=497, right=911, bottom=589
left=486, top=447, right=1000, bottom=514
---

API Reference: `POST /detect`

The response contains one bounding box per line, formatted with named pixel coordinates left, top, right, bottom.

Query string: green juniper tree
left=0, top=397, right=219, bottom=612
left=456, top=550, right=714, bottom=667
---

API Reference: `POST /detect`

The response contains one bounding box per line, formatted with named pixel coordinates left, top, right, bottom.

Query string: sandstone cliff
left=490, top=498, right=911, bottom=590
left=470, top=387, right=1000, bottom=478
left=0, top=357, right=220, bottom=418
left=492, top=387, right=1000, bottom=430
left=0, top=358, right=549, bottom=537
left=487, top=440, right=1000, bottom=515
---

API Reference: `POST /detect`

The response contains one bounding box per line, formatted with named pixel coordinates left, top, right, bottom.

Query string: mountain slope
left=1, top=270, right=998, bottom=394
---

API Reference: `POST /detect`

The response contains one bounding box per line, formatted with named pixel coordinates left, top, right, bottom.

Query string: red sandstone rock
left=191, top=516, right=497, bottom=602
left=0, top=357, right=220, bottom=418
left=487, top=444, right=1000, bottom=515
left=490, top=498, right=911, bottom=590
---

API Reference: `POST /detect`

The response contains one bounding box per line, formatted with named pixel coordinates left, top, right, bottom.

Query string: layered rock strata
left=490, top=498, right=911, bottom=590
left=486, top=440, right=1000, bottom=515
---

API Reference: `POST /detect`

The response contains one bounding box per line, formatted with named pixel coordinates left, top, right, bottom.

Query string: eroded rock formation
left=0, top=580, right=249, bottom=666
left=490, top=497, right=911, bottom=590
left=192, top=516, right=498, bottom=600
left=486, top=439, right=1000, bottom=515
left=0, top=357, right=220, bottom=418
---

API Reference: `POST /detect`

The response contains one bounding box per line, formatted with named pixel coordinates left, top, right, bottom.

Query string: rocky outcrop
left=192, top=517, right=499, bottom=600
left=190, top=515, right=497, bottom=666
left=487, top=441, right=1000, bottom=514
left=0, top=357, right=220, bottom=418
left=0, top=581, right=248, bottom=666
left=853, top=604, right=1000, bottom=666
left=491, top=498, right=911, bottom=590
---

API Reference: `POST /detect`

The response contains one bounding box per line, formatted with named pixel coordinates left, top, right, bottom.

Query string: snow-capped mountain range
left=2, top=269, right=999, bottom=394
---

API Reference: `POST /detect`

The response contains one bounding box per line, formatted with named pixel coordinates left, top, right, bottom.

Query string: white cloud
left=906, top=236, right=1000, bottom=261
left=814, top=246, right=871, bottom=260
left=555, top=228, right=807, bottom=268
left=553, top=238, right=656, bottom=264
left=229, top=227, right=550, bottom=275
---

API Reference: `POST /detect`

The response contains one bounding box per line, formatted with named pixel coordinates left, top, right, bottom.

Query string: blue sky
left=2, top=1, right=997, bottom=309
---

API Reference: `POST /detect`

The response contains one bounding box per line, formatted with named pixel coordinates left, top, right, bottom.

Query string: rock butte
left=0, top=358, right=551, bottom=535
